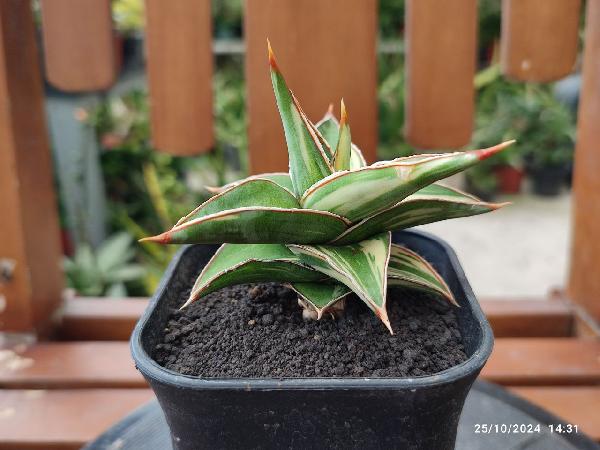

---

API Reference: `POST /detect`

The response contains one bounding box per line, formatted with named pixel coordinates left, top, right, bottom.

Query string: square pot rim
left=130, top=230, right=494, bottom=391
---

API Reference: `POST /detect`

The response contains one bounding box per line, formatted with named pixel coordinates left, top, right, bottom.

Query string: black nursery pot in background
left=131, top=231, right=494, bottom=450
left=530, top=165, right=565, bottom=197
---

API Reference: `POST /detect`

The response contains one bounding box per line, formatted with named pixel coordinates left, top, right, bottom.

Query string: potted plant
left=465, top=161, right=500, bottom=201
left=520, top=92, right=574, bottom=197
left=131, top=44, right=512, bottom=450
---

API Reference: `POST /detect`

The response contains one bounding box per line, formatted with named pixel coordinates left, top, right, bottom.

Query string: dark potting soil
left=153, top=283, right=468, bottom=378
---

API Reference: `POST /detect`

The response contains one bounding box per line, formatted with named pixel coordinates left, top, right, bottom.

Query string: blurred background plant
left=60, top=0, right=577, bottom=296
left=64, top=232, right=145, bottom=296
left=112, top=0, right=144, bottom=35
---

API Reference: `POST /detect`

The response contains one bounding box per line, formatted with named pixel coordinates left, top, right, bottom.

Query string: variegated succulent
left=143, top=43, right=513, bottom=333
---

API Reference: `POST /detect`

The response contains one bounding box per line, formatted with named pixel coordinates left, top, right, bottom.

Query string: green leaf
left=185, top=244, right=324, bottom=306
left=301, top=141, right=514, bottom=223
left=387, top=244, right=456, bottom=305
left=97, top=232, right=135, bottom=273
left=332, top=100, right=352, bottom=171
left=206, top=172, right=294, bottom=195
left=269, top=43, right=333, bottom=196
left=315, top=109, right=367, bottom=169
left=333, top=184, right=507, bottom=244
left=142, top=207, right=349, bottom=244
left=105, top=264, right=146, bottom=283
left=288, top=232, right=393, bottom=333
left=349, top=144, right=368, bottom=169
left=315, top=106, right=340, bottom=155
left=175, top=178, right=299, bottom=227
left=290, top=282, right=351, bottom=319
left=105, top=282, right=127, bottom=298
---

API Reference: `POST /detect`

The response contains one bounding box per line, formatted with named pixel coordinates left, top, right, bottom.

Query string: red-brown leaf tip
left=340, top=99, right=348, bottom=125
left=139, top=232, right=170, bottom=244
left=267, top=39, right=279, bottom=72
left=475, top=140, right=516, bottom=161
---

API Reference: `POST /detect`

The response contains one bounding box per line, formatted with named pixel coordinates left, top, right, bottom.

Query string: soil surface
left=153, top=283, right=467, bottom=378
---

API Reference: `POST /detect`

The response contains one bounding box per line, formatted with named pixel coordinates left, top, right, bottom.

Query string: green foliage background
left=71, top=0, right=577, bottom=296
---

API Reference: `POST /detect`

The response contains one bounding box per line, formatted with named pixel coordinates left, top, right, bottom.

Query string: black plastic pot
left=529, top=166, right=565, bottom=197
left=131, top=230, right=494, bottom=450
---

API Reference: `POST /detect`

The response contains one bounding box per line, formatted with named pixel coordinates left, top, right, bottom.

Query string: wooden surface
left=0, top=0, right=64, bottom=333
left=145, top=0, right=214, bottom=155
left=57, top=297, right=574, bottom=340
left=569, top=0, right=600, bottom=322
left=501, top=0, right=581, bottom=82
left=0, top=389, right=154, bottom=450
left=482, top=338, right=600, bottom=386
left=2, top=338, right=599, bottom=389
left=511, top=387, right=600, bottom=441
left=40, top=0, right=116, bottom=91
left=0, top=342, right=143, bottom=389
left=245, top=0, right=378, bottom=173
left=404, top=0, right=476, bottom=149
left=481, top=298, right=573, bottom=337
left=59, top=297, right=148, bottom=341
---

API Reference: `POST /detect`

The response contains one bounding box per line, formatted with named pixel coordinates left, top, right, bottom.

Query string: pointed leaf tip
left=139, top=232, right=170, bottom=244
left=340, top=99, right=348, bottom=125
left=376, top=307, right=394, bottom=334
left=474, top=140, right=516, bottom=161
left=267, top=39, right=279, bottom=71
left=326, top=103, right=335, bottom=116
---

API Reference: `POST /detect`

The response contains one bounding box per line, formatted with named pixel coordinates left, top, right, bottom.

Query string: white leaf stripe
left=288, top=232, right=393, bottom=333
left=175, top=178, right=300, bottom=227
left=388, top=244, right=456, bottom=305
left=290, top=282, right=351, bottom=319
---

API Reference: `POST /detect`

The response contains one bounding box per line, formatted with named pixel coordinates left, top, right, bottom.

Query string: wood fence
left=0, top=2, right=599, bottom=447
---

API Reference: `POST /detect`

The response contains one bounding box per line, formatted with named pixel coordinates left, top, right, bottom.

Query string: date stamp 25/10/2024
left=474, top=423, right=579, bottom=435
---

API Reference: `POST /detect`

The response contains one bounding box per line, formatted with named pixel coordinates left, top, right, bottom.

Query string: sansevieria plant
left=143, top=43, right=513, bottom=333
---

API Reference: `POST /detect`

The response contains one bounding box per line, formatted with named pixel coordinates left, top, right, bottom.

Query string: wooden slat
left=57, top=297, right=575, bottom=341
left=1, top=339, right=598, bottom=389
left=245, top=0, right=378, bottom=173
left=482, top=298, right=573, bottom=338
left=145, top=0, right=214, bottom=155
left=0, top=389, right=154, bottom=450
left=0, top=0, right=64, bottom=333
left=59, top=297, right=148, bottom=341
left=510, top=387, right=600, bottom=441
left=568, top=0, right=600, bottom=322
left=0, top=342, right=145, bottom=389
left=500, top=0, right=581, bottom=82
left=404, top=0, right=476, bottom=149
left=40, top=0, right=116, bottom=91
left=482, top=338, right=600, bottom=386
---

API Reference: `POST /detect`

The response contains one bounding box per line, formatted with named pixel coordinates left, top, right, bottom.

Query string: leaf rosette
left=143, top=42, right=512, bottom=333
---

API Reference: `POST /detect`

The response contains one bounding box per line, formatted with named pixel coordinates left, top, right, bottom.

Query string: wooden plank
left=145, top=0, right=214, bottom=155
left=404, top=0, right=476, bottom=149
left=0, top=342, right=145, bottom=389
left=500, top=0, right=581, bottom=82
left=0, top=0, right=64, bottom=333
left=59, top=297, right=148, bottom=341
left=57, top=297, right=574, bottom=341
left=482, top=298, right=573, bottom=337
left=40, top=0, right=116, bottom=91
left=482, top=338, right=600, bottom=386
left=0, top=389, right=154, bottom=450
left=568, top=0, right=600, bottom=322
left=1, top=339, right=599, bottom=389
left=510, top=387, right=600, bottom=441
left=245, top=0, right=378, bottom=173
